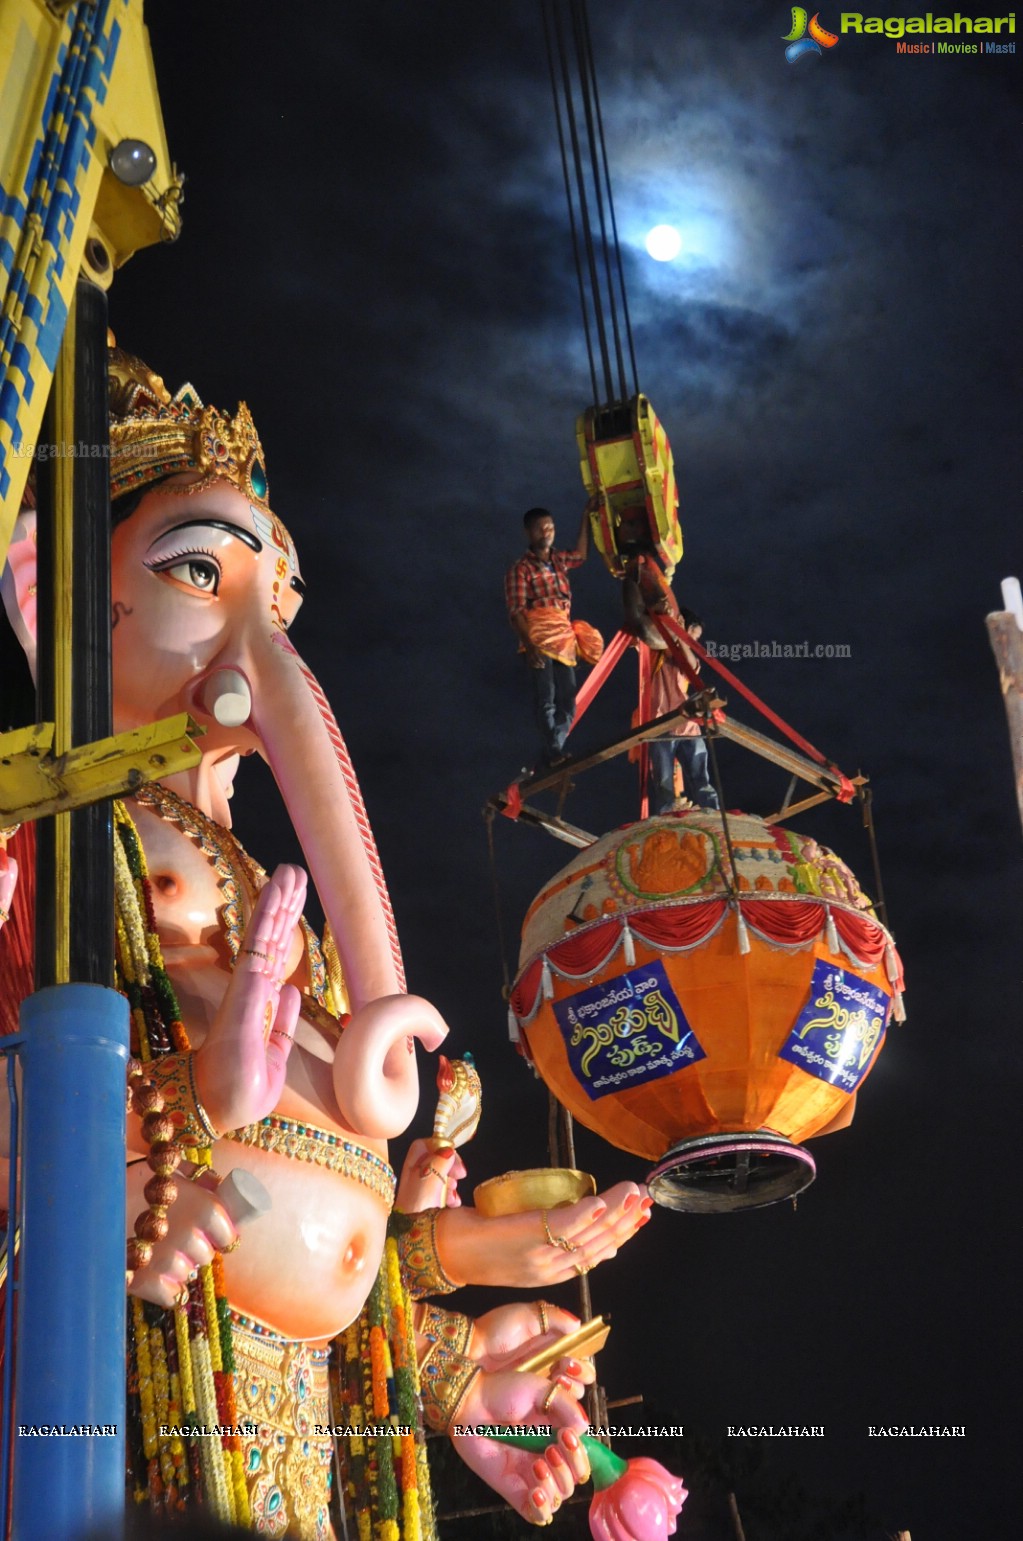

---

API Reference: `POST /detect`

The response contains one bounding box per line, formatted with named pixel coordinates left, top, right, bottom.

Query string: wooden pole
left=727, top=1490, right=747, bottom=1541
left=987, top=580, right=1023, bottom=835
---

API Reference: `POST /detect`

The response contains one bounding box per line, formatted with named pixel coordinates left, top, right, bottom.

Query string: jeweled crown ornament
left=108, top=346, right=271, bottom=512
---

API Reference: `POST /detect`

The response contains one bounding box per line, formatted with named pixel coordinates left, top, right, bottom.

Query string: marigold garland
left=334, top=1240, right=436, bottom=1541
left=133, top=1298, right=157, bottom=1464
left=148, top=1320, right=176, bottom=1495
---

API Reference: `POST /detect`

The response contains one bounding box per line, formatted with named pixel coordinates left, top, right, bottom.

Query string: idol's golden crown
left=108, top=347, right=271, bottom=513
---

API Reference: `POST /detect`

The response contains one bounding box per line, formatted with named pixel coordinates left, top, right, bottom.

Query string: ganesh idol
left=0, top=349, right=650, bottom=1539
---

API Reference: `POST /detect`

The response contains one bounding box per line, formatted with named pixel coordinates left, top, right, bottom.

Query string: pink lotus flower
left=494, top=1432, right=687, bottom=1541
left=588, top=1454, right=688, bottom=1541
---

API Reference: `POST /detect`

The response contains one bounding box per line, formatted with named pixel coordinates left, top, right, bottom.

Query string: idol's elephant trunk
left=213, top=634, right=446, bottom=1139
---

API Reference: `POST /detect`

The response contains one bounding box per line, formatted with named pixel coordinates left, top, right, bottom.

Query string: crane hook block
left=577, top=394, right=683, bottom=580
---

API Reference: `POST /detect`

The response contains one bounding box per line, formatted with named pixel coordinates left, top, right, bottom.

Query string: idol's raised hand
left=191, top=863, right=306, bottom=1133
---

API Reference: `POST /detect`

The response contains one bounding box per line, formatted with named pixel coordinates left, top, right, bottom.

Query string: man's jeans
left=531, top=656, right=576, bottom=763
left=649, top=735, right=720, bottom=813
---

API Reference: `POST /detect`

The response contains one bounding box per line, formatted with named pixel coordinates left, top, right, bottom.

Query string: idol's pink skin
left=0, top=851, right=16, bottom=930
left=451, top=1373, right=590, bottom=1525
left=0, top=509, right=37, bottom=678
left=467, top=1300, right=589, bottom=1377
left=395, top=1137, right=467, bottom=1212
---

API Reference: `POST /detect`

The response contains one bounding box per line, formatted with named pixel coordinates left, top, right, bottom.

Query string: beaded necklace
left=131, top=781, right=338, bottom=1017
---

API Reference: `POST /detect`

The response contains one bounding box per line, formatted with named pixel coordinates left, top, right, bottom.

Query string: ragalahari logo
left=783, top=8, right=840, bottom=59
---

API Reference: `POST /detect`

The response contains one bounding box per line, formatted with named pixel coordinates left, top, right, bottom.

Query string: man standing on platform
left=648, top=606, right=720, bottom=814
left=505, top=503, right=602, bottom=770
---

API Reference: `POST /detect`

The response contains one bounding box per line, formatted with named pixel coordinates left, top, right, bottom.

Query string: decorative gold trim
left=417, top=1302, right=474, bottom=1357
left=224, top=1116, right=395, bottom=1207
left=419, top=1341, right=480, bottom=1434
left=138, top=1051, right=219, bottom=1147
left=390, top=1208, right=458, bottom=1299
left=109, top=349, right=275, bottom=519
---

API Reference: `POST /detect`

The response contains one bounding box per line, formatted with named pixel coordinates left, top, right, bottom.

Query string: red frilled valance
left=510, top=896, right=903, bottom=1027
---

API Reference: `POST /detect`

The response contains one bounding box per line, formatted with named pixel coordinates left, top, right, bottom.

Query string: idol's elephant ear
left=1, top=503, right=38, bottom=681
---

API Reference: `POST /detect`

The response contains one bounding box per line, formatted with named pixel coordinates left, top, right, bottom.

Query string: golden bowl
left=473, top=1167, right=596, bottom=1217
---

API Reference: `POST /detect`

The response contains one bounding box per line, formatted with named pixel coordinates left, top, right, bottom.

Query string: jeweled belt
left=224, top=1114, right=396, bottom=1207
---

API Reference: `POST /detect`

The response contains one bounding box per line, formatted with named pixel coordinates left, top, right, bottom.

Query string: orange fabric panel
left=520, top=608, right=605, bottom=667
left=572, top=619, right=604, bottom=666
left=521, top=606, right=578, bottom=666
left=522, top=918, right=890, bottom=1162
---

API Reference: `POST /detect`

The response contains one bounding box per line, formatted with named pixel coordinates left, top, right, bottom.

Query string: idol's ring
left=537, top=1299, right=550, bottom=1334
left=182, top=1163, right=221, bottom=1184
left=541, top=1210, right=578, bottom=1254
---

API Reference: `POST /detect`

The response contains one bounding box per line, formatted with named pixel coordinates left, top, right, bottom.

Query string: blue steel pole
left=12, top=985, right=128, bottom=1541
left=1, top=1041, right=23, bottom=1524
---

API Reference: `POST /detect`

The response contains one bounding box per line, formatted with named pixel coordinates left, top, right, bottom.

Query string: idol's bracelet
left=131, top=1051, right=221, bottom=1147
left=418, top=1340, right=481, bottom=1434
left=389, top=1207, right=458, bottom=1299
left=414, top=1301, right=475, bottom=1359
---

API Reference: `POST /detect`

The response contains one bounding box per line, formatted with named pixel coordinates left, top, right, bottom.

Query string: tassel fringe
left=884, top=943, right=900, bottom=984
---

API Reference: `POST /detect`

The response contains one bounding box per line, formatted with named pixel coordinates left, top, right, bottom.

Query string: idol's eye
left=147, top=553, right=222, bottom=595
left=170, top=559, right=218, bottom=593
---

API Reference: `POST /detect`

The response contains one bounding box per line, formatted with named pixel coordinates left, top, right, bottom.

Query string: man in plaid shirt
left=505, top=505, right=601, bottom=768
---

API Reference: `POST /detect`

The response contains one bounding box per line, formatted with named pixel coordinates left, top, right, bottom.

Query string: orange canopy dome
left=510, top=811, right=905, bottom=1211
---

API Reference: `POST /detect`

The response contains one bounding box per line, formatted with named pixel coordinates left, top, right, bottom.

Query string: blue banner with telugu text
left=553, top=960, right=705, bottom=1101
left=779, top=959, right=890, bottom=1094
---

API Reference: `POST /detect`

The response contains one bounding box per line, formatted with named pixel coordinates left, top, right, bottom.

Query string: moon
left=645, top=224, right=682, bottom=261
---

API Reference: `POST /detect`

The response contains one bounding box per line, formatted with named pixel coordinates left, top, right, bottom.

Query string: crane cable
left=541, top=0, right=639, bottom=407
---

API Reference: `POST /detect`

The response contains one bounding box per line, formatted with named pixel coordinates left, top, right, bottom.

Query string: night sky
left=100, top=2, right=1022, bottom=1536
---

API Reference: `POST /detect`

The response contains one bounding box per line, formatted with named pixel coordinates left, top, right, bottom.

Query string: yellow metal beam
left=0, top=714, right=202, bottom=826
left=1, top=0, right=183, bottom=564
